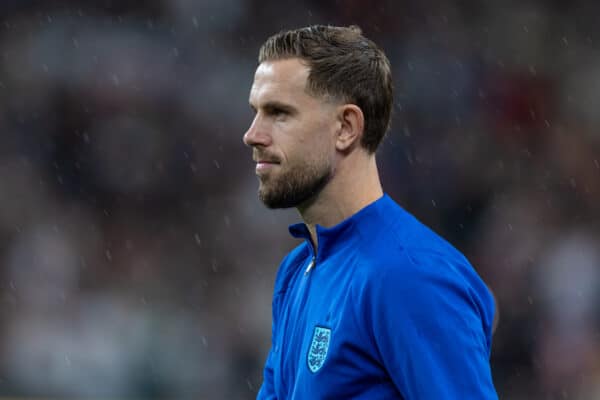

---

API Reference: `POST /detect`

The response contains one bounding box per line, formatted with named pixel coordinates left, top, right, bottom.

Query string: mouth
left=255, top=160, right=280, bottom=173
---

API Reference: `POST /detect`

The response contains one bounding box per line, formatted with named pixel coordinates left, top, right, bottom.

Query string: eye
left=267, top=106, right=287, bottom=118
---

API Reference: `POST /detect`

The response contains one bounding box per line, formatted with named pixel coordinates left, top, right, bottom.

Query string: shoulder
left=355, top=224, right=493, bottom=318
left=355, top=195, right=480, bottom=287
left=366, top=195, right=469, bottom=261
left=352, top=198, right=495, bottom=345
left=352, top=244, right=495, bottom=354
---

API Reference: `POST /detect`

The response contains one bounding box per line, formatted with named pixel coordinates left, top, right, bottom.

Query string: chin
left=258, top=187, right=295, bottom=209
left=259, top=192, right=290, bottom=209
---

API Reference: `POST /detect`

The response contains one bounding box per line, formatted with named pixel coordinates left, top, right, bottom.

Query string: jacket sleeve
left=367, top=251, right=498, bottom=399
left=257, top=246, right=307, bottom=399
left=257, top=287, right=287, bottom=400
left=256, top=346, right=277, bottom=399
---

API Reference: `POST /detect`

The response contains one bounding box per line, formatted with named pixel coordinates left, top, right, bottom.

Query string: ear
left=335, top=104, right=364, bottom=152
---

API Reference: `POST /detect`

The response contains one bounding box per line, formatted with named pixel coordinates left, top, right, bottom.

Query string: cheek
left=282, top=118, right=336, bottom=163
left=284, top=141, right=328, bottom=171
left=316, top=125, right=338, bottom=160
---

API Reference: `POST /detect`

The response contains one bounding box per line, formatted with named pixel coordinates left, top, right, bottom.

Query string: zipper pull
left=304, top=258, right=315, bottom=275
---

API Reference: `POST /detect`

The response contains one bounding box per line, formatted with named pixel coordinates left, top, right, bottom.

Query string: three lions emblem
left=307, top=326, right=331, bottom=373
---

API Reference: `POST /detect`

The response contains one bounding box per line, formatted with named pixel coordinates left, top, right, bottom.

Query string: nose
left=243, top=115, right=271, bottom=147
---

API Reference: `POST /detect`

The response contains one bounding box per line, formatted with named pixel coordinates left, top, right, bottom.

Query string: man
left=243, top=25, right=497, bottom=399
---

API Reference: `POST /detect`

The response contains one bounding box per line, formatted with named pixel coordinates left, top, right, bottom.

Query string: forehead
left=249, top=58, right=311, bottom=105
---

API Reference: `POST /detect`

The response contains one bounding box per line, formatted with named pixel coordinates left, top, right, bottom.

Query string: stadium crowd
left=0, top=0, right=599, bottom=398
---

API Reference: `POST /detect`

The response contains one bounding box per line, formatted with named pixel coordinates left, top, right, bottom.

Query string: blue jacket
left=258, top=194, right=497, bottom=399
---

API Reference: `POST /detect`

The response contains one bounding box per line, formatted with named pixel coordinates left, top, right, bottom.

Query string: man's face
left=244, top=58, right=339, bottom=209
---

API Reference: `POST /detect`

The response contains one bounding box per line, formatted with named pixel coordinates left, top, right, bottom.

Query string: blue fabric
left=257, top=194, right=498, bottom=399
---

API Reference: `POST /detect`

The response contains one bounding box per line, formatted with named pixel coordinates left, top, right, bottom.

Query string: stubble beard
left=258, top=159, right=333, bottom=209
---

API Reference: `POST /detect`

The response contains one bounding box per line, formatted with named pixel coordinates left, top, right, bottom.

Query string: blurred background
left=0, top=0, right=598, bottom=398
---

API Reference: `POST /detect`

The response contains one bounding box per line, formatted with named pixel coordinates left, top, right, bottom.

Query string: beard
left=258, top=158, right=332, bottom=209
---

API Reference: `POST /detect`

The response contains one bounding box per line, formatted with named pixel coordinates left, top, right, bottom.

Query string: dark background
left=0, top=0, right=599, bottom=398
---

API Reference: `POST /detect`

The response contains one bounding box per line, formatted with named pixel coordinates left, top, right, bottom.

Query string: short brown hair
left=258, top=25, right=393, bottom=154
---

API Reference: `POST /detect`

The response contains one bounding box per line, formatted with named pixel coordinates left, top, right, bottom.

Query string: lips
left=253, top=154, right=280, bottom=163
left=256, top=161, right=279, bottom=167
left=253, top=151, right=280, bottom=174
left=255, top=159, right=279, bottom=174
left=253, top=154, right=280, bottom=164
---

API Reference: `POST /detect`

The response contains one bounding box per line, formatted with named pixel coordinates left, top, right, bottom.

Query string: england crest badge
left=307, top=326, right=331, bottom=373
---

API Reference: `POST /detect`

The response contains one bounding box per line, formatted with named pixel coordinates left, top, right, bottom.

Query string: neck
left=298, top=152, right=383, bottom=253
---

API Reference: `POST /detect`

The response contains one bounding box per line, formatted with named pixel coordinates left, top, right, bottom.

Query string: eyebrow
left=249, top=100, right=297, bottom=114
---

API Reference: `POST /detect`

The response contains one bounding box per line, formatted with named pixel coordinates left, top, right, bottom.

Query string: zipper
left=304, top=256, right=316, bottom=275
